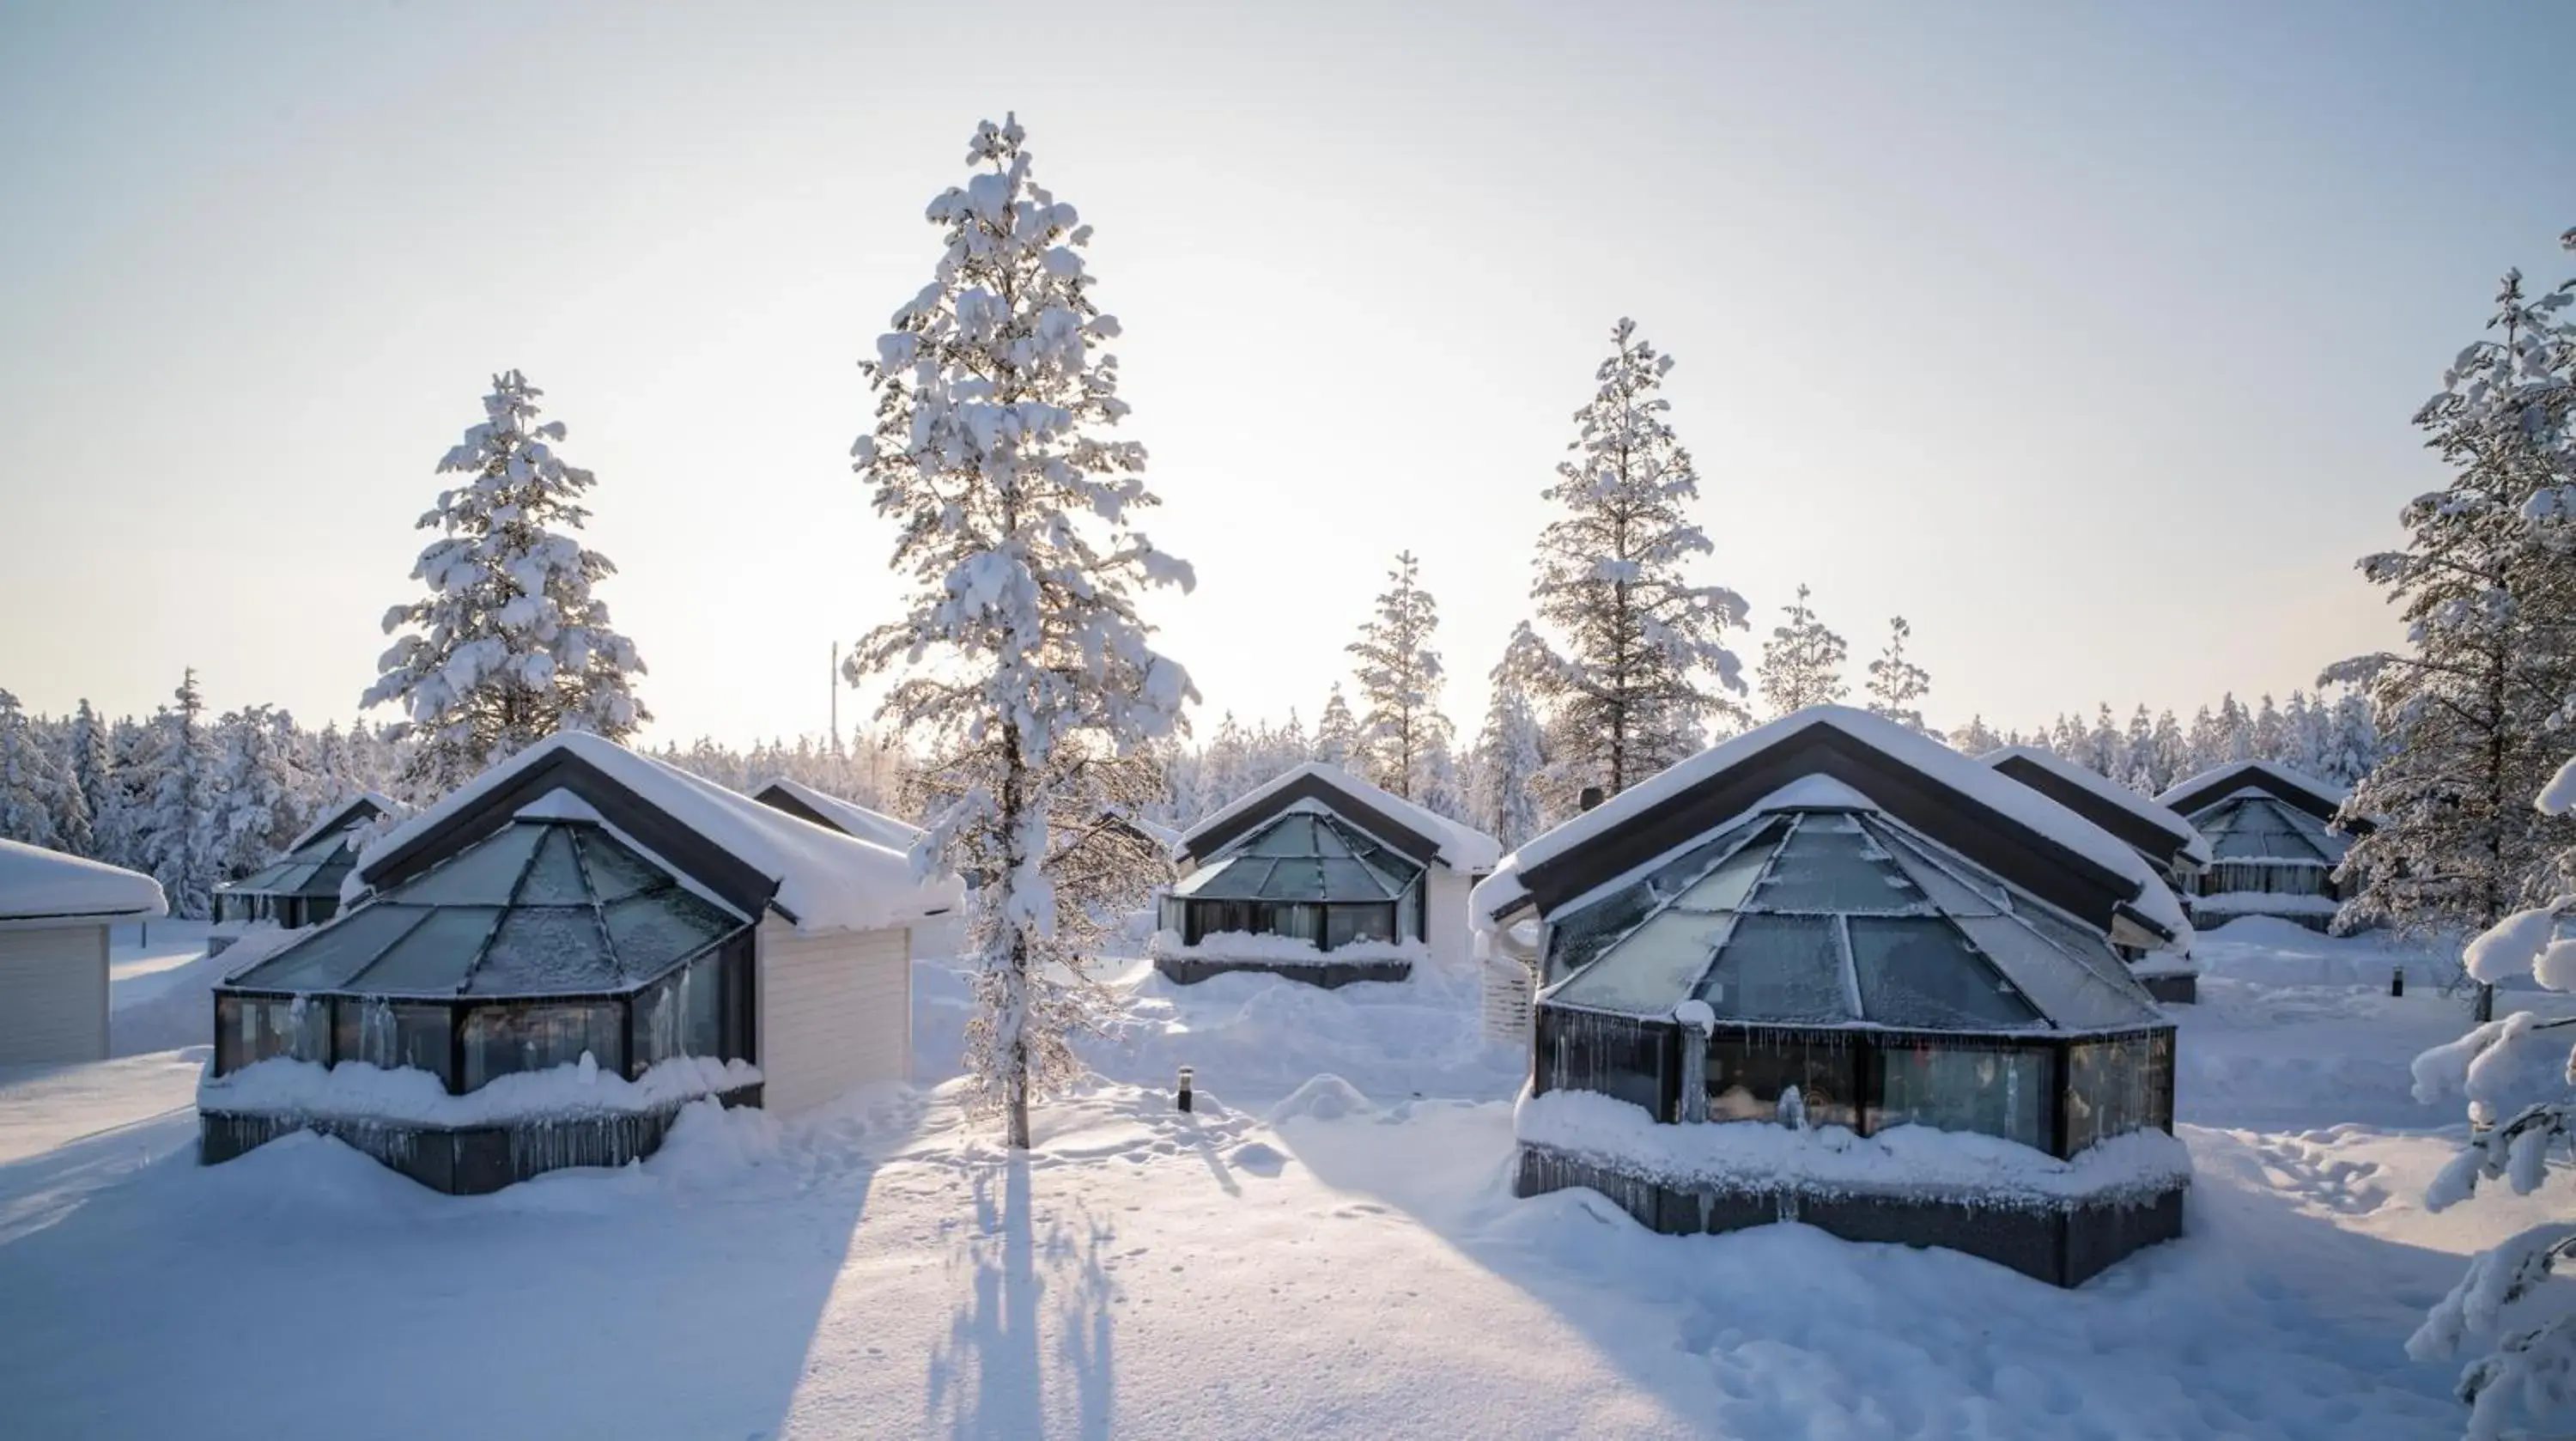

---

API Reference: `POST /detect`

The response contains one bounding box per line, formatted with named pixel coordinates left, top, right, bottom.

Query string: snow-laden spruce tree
left=1757, top=584, right=1849, bottom=718
left=138, top=671, right=222, bottom=920
left=1348, top=550, right=1451, bottom=801
left=1948, top=714, right=2006, bottom=757
left=65, top=699, right=111, bottom=858
left=2408, top=752, right=2576, bottom=1440
left=0, top=690, right=78, bottom=850
left=1507, top=319, right=1748, bottom=798
left=1470, top=674, right=1546, bottom=851
left=1313, top=684, right=1358, bottom=768
left=1862, top=616, right=1935, bottom=736
left=2329, top=260, right=2576, bottom=952
left=364, top=370, right=648, bottom=802
left=848, top=114, right=1194, bottom=1149
left=210, top=705, right=313, bottom=880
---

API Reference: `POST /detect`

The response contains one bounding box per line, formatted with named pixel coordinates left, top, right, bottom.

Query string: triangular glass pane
left=392, top=824, right=544, bottom=906
left=1696, top=914, right=1856, bottom=1023
left=515, top=827, right=592, bottom=905
left=577, top=830, right=668, bottom=903
left=468, top=907, right=618, bottom=995
left=1555, top=910, right=1733, bottom=1014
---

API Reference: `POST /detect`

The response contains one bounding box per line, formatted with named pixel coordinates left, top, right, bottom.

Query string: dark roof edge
left=358, top=749, right=783, bottom=920
left=1991, top=754, right=2196, bottom=865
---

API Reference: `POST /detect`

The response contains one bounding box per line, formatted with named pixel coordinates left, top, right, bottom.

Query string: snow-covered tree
left=1347, top=550, right=1451, bottom=801
left=1508, top=319, right=1749, bottom=799
left=1470, top=675, right=1546, bottom=851
left=2330, top=261, right=2576, bottom=952
left=1414, top=728, right=1467, bottom=823
left=0, top=690, right=76, bottom=850
left=1313, top=684, right=1359, bottom=769
left=1862, top=616, right=1934, bottom=736
left=2407, top=754, right=2576, bottom=1440
left=1757, top=584, right=1848, bottom=718
left=138, top=671, right=222, bottom=920
left=1195, top=713, right=1251, bottom=821
left=365, top=370, right=649, bottom=802
left=210, top=705, right=312, bottom=881
left=64, top=699, right=111, bottom=858
left=1948, top=714, right=2006, bottom=757
left=848, top=114, right=1194, bottom=1149
left=2316, top=690, right=2384, bottom=790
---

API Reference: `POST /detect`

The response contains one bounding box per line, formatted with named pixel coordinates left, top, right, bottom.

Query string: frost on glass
left=232, top=903, right=434, bottom=992
left=602, top=891, right=739, bottom=978
left=1953, top=915, right=2160, bottom=1032
left=1537, top=1006, right=1668, bottom=1116
left=2008, top=901, right=2162, bottom=1002
left=393, top=824, right=544, bottom=905
left=514, top=826, right=592, bottom=905
left=574, top=830, right=665, bottom=903
left=1554, top=910, right=1734, bottom=1013
left=1696, top=915, right=1855, bottom=1024
left=1751, top=818, right=1917, bottom=914
left=2208, top=798, right=2334, bottom=862
left=1845, top=915, right=2041, bottom=1030
left=2065, top=1034, right=2166, bottom=1152
left=1870, top=1043, right=2052, bottom=1148
left=1867, top=822, right=2008, bottom=916
left=461, top=1001, right=624, bottom=1090
left=471, top=907, right=617, bottom=994
left=349, top=904, right=505, bottom=994
left=1669, top=838, right=1776, bottom=915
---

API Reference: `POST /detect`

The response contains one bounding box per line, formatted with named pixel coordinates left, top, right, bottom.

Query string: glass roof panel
left=1310, top=824, right=1354, bottom=859
left=516, top=826, right=592, bottom=905
left=1668, top=837, right=1777, bottom=915
left=1847, top=915, right=2044, bottom=1030
left=1260, top=858, right=1326, bottom=899
left=1952, top=915, right=2163, bottom=1032
left=1554, top=910, right=1733, bottom=1013
left=1172, top=855, right=1257, bottom=899
left=1749, top=818, right=1918, bottom=914
left=577, top=830, right=667, bottom=903
left=602, top=891, right=741, bottom=981
left=469, top=907, right=620, bottom=994
left=1696, top=914, right=1856, bottom=1024
left=1868, top=822, right=2008, bottom=916
left=344, top=906, right=507, bottom=994
left=229, top=904, right=436, bottom=992
left=227, top=860, right=300, bottom=892
left=2009, top=900, right=2165, bottom=1000
left=392, top=824, right=544, bottom=906
left=1318, top=857, right=1405, bottom=900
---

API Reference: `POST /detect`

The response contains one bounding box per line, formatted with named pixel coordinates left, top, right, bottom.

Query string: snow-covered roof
left=1476, top=706, right=2188, bottom=947
left=280, top=791, right=398, bottom=857
left=358, top=733, right=960, bottom=933
left=751, top=777, right=924, bottom=856
left=1980, top=747, right=2213, bottom=868
left=1179, top=763, right=1502, bottom=873
left=2154, top=760, right=2348, bottom=819
left=0, top=840, right=167, bottom=924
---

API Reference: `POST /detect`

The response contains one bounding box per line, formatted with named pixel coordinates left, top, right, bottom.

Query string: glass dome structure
left=1157, top=810, right=1427, bottom=951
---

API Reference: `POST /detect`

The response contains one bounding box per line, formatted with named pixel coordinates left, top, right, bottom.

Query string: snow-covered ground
left=0, top=921, right=2565, bottom=1439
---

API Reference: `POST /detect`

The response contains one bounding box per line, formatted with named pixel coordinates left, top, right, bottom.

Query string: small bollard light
left=1176, top=1065, right=1194, bottom=1114
left=2391, top=965, right=2405, bottom=998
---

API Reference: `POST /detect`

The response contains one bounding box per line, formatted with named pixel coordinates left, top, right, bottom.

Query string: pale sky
left=3, top=2, right=2571, bottom=747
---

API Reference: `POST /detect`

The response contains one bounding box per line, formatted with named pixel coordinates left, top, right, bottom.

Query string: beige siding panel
left=1426, top=869, right=1478, bottom=971
left=756, top=917, right=911, bottom=1116
left=0, top=926, right=108, bottom=1065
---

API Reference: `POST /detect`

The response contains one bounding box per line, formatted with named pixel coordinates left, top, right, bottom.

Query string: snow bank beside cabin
left=1514, top=1088, right=2192, bottom=1208
left=1146, top=930, right=1428, bottom=968
left=198, top=1054, right=761, bottom=1128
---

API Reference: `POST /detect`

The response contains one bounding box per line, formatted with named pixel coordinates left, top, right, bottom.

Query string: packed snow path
left=0, top=919, right=2562, bottom=1439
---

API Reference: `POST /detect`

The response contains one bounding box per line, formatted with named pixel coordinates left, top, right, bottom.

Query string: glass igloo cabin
left=2155, top=760, right=2365, bottom=933
left=1479, top=708, right=2190, bottom=1286
left=200, top=733, right=958, bottom=1194
left=1157, top=763, right=1498, bottom=988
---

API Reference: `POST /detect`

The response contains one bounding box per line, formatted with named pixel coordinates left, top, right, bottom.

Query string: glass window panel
left=391, top=824, right=544, bottom=905
left=1556, top=910, right=1732, bottom=1013
left=1696, top=915, right=1856, bottom=1024
left=603, top=891, right=740, bottom=979
left=1952, top=915, right=2163, bottom=1032
left=1536, top=1006, right=1668, bottom=1117
left=333, top=997, right=454, bottom=1085
left=576, top=830, right=667, bottom=903
left=1706, top=1031, right=1859, bottom=1129
left=1670, top=840, right=1777, bottom=915
left=515, top=827, right=592, bottom=904
left=685, top=952, right=723, bottom=1057
left=1868, top=823, right=2009, bottom=915
left=1751, top=818, right=1915, bottom=913
left=2065, top=1035, right=2167, bottom=1153
left=1847, top=916, right=2042, bottom=1030
left=470, top=907, right=620, bottom=994
left=1870, top=1043, right=2053, bottom=1148
left=460, top=1001, right=624, bottom=1091
left=342, top=906, right=504, bottom=994
left=229, top=904, right=435, bottom=992
left=1323, top=903, right=1394, bottom=949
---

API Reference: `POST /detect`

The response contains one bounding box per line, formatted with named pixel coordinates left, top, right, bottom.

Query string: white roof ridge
left=2154, top=758, right=2348, bottom=811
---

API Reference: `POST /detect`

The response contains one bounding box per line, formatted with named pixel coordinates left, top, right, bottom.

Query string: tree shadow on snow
left=924, top=1153, right=1120, bottom=1439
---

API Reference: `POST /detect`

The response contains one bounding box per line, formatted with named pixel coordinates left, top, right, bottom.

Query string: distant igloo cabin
left=198, top=733, right=961, bottom=1194
left=1981, top=746, right=2211, bottom=1002
left=1157, top=764, right=1498, bottom=988
left=2154, top=760, right=2365, bottom=933
left=1479, top=707, right=2190, bottom=1287
left=208, top=792, right=395, bottom=952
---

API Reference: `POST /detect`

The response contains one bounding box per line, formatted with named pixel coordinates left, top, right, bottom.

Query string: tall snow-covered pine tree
left=1862, top=616, right=1934, bottom=736
left=848, top=114, right=1195, bottom=1149
left=1347, top=550, right=1450, bottom=800
left=1757, top=584, right=1849, bottom=718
